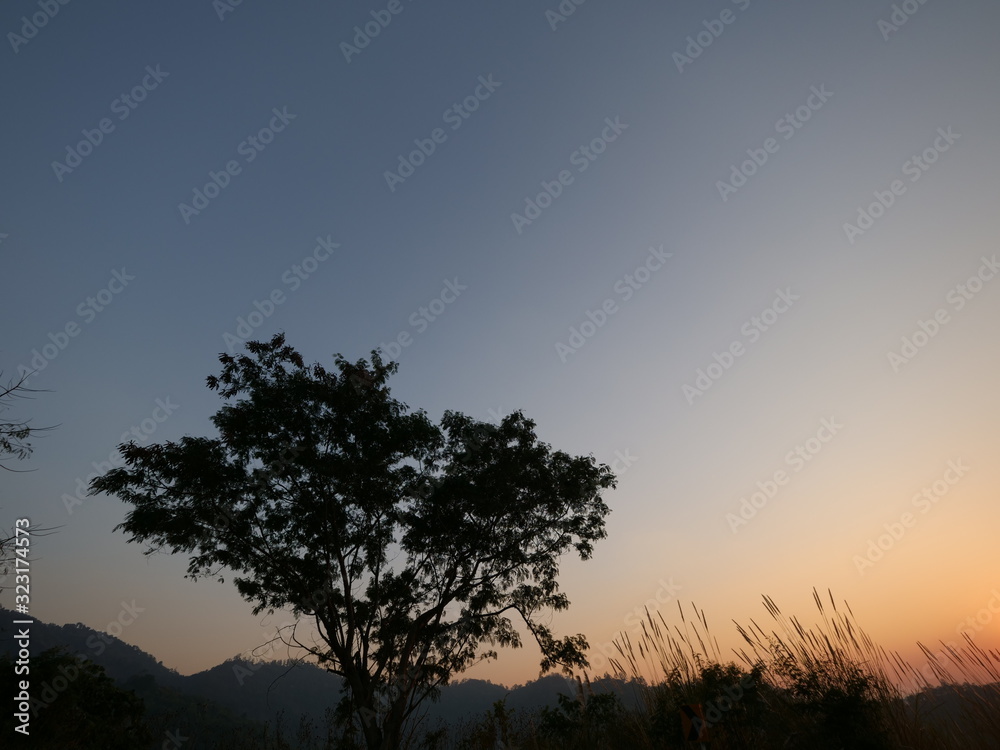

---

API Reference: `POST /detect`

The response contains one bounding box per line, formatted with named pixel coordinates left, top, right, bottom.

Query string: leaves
left=89, top=333, right=615, bottom=749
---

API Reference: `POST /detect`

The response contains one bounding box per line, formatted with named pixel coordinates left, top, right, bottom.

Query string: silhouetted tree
left=90, top=334, right=615, bottom=750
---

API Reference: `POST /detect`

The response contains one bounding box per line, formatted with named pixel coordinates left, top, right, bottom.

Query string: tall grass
left=445, top=589, right=1000, bottom=749
left=208, top=591, right=1000, bottom=748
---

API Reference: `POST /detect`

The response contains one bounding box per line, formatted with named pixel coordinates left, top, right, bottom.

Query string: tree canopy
left=90, top=334, right=615, bottom=749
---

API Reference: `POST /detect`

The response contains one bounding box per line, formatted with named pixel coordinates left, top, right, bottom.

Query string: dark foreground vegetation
left=3, top=590, right=999, bottom=749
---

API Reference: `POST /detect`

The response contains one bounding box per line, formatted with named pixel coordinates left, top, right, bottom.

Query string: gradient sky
left=2, top=0, right=999, bottom=688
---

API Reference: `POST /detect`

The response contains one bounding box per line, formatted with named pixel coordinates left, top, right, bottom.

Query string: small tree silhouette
left=0, top=370, right=58, bottom=595
left=0, top=370, right=52, bottom=470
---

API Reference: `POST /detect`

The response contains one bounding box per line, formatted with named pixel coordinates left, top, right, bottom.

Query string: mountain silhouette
left=0, top=606, right=639, bottom=744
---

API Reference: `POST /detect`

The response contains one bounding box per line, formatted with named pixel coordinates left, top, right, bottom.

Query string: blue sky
left=3, top=0, right=1000, bottom=685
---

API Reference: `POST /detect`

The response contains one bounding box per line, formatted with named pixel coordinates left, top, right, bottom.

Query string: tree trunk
left=378, top=708, right=405, bottom=750
left=360, top=706, right=384, bottom=750
left=372, top=682, right=411, bottom=750
left=343, top=673, right=384, bottom=750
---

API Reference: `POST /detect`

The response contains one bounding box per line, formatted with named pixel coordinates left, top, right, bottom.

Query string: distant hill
left=184, top=656, right=345, bottom=727
left=0, top=607, right=623, bottom=745
left=0, top=607, right=182, bottom=687
left=903, top=681, right=1000, bottom=729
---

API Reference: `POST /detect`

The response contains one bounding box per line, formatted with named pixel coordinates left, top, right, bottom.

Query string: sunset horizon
left=4, top=0, right=999, bottom=747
